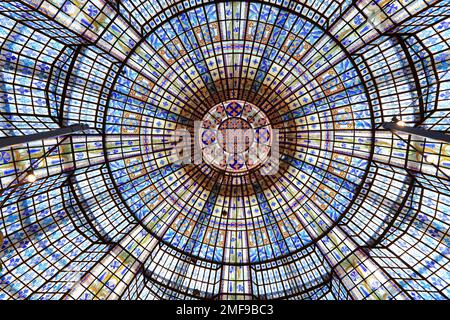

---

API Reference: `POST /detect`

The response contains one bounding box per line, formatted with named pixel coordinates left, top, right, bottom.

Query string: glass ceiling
left=0, top=0, right=449, bottom=300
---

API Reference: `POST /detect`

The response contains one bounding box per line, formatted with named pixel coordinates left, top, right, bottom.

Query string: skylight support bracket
left=382, top=122, right=450, bottom=144
left=0, top=123, right=90, bottom=149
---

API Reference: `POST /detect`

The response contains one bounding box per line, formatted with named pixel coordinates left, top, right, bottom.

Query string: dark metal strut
left=382, top=122, right=450, bottom=144
left=0, top=123, right=89, bottom=149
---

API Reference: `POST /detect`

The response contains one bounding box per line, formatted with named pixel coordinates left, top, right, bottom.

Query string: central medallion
left=199, top=100, right=273, bottom=175
left=218, top=118, right=253, bottom=153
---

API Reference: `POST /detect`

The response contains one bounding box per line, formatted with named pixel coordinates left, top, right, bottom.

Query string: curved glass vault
left=0, top=0, right=450, bottom=300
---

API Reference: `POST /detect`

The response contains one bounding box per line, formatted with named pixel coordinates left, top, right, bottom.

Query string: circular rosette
left=255, top=128, right=271, bottom=144
left=225, top=101, right=244, bottom=117
left=201, top=129, right=217, bottom=146
left=199, top=100, right=273, bottom=175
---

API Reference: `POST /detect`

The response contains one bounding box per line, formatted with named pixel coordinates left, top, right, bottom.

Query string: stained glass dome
left=0, top=0, right=449, bottom=300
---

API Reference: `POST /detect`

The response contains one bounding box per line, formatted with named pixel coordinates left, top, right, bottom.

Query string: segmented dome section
left=104, top=2, right=372, bottom=264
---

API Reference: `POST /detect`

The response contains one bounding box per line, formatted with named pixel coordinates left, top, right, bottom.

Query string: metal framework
left=382, top=122, right=450, bottom=144
left=0, top=123, right=89, bottom=148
